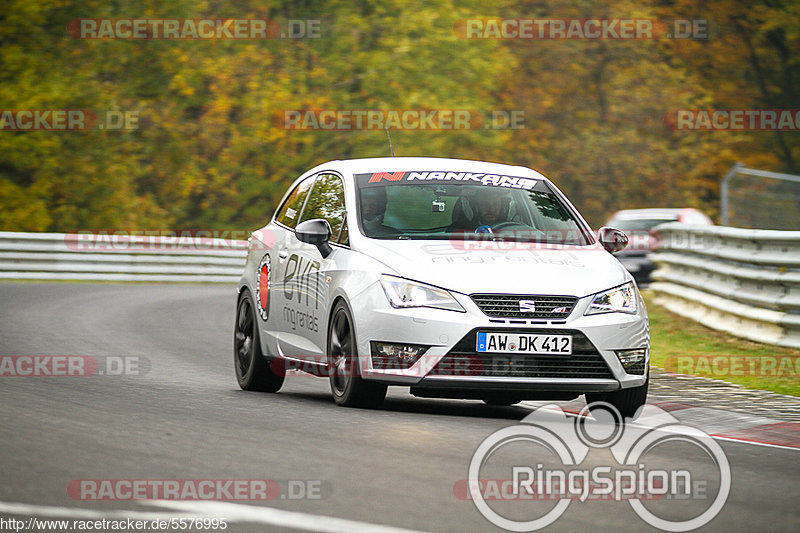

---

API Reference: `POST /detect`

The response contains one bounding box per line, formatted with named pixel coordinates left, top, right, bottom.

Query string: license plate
left=476, top=332, right=572, bottom=355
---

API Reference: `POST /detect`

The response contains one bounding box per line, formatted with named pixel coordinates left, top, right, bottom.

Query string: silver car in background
left=606, top=208, right=714, bottom=284
left=234, top=157, right=650, bottom=417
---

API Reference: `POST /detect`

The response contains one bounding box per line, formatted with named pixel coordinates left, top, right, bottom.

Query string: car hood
left=355, top=239, right=629, bottom=297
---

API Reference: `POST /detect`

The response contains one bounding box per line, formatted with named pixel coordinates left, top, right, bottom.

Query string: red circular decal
left=258, top=264, right=269, bottom=309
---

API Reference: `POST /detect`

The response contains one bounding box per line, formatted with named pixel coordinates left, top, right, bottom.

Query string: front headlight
left=585, top=282, right=638, bottom=315
left=379, top=275, right=465, bottom=312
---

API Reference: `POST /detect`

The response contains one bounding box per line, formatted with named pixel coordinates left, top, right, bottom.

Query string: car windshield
left=356, top=174, right=591, bottom=244
left=610, top=218, right=676, bottom=231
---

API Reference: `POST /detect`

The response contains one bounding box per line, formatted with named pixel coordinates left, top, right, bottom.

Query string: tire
left=586, top=374, right=648, bottom=421
left=234, top=290, right=285, bottom=392
left=327, top=300, right=387, bottom=408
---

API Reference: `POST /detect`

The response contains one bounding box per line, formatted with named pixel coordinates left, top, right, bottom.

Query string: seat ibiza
left=234, top=157, right=649, bottom=417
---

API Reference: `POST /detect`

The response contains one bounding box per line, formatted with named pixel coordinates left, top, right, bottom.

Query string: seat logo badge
left=519, top=300, right=536, bottom=313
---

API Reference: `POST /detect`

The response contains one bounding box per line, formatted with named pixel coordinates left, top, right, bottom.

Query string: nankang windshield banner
left=355, top=171, right=542, bottom=190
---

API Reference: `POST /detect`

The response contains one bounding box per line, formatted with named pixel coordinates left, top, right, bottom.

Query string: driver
left=473, top=189, right=509, bottom=229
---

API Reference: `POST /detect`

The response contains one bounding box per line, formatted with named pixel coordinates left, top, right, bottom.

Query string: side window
left=299, top=173, right=346, bottom=238
left=275, top=176, right=316, bottom=228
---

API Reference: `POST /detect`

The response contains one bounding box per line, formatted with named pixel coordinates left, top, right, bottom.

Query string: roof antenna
left=385, top=126, right=395, bottom=156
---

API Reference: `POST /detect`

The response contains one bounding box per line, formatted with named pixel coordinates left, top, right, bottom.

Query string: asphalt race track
left=1, top=283, right=798, bottom=532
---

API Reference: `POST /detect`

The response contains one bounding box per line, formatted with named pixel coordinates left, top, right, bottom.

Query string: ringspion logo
left=465, top=404, right=730, bottom=531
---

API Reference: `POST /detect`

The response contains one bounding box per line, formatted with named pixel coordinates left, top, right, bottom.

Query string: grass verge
left=644, top=293, right=800, bottom=397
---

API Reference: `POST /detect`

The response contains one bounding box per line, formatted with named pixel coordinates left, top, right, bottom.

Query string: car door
left=277, top=172, right=348, bottom=362
left=259, top=174, right=318, bottom=356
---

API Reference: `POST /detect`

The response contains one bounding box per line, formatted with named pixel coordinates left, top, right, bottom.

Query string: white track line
left=520, top=401, right=800, bottom=452
left=0, top=501, right=178, bottom=520
left=708, top=435, right=800, bottom=452
left=0, top=500, right=429, bottom=533
left=148, top=500, right=428, bottom=533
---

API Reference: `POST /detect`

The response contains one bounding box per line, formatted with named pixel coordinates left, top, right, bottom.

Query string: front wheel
left=328, top=301, right=387, bottom=408
left=234, top=290, right=285, bottom=392
left=586, top=375, right=648, bottom=420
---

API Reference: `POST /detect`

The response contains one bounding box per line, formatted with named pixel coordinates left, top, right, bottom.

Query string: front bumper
left=352, top=283, right=649, bottom=393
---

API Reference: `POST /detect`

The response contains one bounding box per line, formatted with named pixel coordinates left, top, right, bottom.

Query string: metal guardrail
left=4, top=228, right=799, bottom=348
left=720, top=163, right=800, bottom=229
left=0, top=231, right=248, bottom=282
left=650, top=223, right=800, bottom=348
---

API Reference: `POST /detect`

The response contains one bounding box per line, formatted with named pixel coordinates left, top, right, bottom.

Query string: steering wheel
left=488, top=221, right=519, bottom=231
left=474, top=221, right=519, bottom=234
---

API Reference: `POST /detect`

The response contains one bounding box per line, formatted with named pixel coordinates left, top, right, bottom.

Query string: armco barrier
left=4, top=229, right=799, bottom=347
left=0, top=231, right=248, bottom=282
left=649, top=223, right=800, bottom=348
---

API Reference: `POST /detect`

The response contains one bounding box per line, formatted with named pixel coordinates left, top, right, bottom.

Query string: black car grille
left=430, top=328, right=614, bottom=380
left=471, top=294, right=578, bottom=319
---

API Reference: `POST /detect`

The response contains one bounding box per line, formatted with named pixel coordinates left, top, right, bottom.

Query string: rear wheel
left=328, top=301, right=387, bottom=408
left=586, top=375, right=648, bottom=420
left=234, top=290, right=284, bottom=392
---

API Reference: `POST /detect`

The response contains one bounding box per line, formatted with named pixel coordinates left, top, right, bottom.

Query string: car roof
left=608, top=208, right=699, bottom=219
left=306, top=157, right=547, bottom=180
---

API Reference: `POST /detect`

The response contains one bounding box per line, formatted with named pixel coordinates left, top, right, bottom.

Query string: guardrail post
left=720, top=163, right=742, bottom=227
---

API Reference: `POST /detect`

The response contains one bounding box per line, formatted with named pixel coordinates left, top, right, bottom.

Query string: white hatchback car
left=234, top=157, right=649, bottom=417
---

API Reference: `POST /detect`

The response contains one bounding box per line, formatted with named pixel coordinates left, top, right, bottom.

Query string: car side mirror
left=296, top=219, right=332, bottom=258
left=597, top=226, right=628, bottom=254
